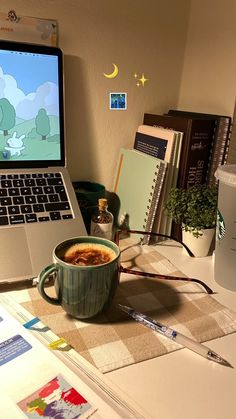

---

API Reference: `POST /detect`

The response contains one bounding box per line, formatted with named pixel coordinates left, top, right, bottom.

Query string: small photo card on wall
left=109, top=93, right=127, bottom=110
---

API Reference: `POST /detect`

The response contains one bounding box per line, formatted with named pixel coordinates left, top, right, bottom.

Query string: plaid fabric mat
left=16, top=239, right=236, bottom=373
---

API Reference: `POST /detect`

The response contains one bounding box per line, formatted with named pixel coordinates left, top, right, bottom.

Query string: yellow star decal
left=139, top=73, right=148, bottom=87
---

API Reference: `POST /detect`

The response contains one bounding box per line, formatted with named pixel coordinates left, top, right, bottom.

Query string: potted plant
left=165, top=184, right=218, bottom=257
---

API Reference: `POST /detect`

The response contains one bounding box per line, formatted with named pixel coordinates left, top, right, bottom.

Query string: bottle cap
left=98, top=198, right=107, bottom=207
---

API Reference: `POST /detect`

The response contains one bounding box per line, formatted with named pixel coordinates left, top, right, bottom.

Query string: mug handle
left=37, top=264, right=60, bottom=306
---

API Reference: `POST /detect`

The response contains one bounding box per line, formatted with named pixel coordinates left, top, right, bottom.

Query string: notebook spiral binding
left=142, top=161, right=167, bottom=245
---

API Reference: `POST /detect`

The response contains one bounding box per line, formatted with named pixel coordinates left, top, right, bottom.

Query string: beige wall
left=1, top=1, right=235, bottom=189
left=0, top=0, right=190, bottom=189
left=178, top=0, right=236, bottom=117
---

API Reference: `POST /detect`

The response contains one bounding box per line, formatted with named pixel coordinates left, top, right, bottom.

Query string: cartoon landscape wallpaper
left=0, top=50, right=61, bottom=161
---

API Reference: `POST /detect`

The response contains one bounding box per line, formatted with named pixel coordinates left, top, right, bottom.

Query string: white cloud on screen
left=0, top=67, right=59, bottom=120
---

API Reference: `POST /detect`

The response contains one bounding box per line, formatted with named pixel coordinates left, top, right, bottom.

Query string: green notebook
left=113, top=148, right=167, bottom=243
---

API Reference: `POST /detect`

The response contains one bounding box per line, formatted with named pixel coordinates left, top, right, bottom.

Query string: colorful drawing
left=103, top=63, right=119, bottom=79
left=0, top=49, right=60, bottom=162
left=109, top=93, right=127, bottom=110
left=17, top=374, right=95, bottom=418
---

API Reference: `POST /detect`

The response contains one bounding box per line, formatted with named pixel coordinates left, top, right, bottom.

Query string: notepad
left=113, top=148, right=167, bottom=242
left=134, top=125, right=183, bottom=236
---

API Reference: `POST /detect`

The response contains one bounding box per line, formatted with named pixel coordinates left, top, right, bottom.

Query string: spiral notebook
left=134, top=125, right=183, bottom=237
left=113, top=148, right=167, bottom=242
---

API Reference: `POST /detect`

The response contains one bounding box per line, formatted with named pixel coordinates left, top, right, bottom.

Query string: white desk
left=1, top=242, right=235, bottom=419
left=107, top=242, right=236, bottom=419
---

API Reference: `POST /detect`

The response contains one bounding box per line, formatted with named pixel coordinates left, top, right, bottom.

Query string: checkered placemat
left=16, top=239, right=236, bottom=373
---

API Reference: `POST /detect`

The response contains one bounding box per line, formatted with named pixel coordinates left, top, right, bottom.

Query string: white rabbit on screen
left=5, top=131, right=26, bottom=156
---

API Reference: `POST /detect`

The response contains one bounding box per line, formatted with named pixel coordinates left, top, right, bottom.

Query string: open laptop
left=0, top=40, right=87, bottom=284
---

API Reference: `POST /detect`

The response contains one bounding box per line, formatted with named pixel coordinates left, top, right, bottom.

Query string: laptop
left=0, top=40, right=87, bottom=284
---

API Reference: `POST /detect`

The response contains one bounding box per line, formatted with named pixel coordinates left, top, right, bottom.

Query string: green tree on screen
left=0, top=98, right=16, bottom=136
left=35, top=108, right=50, bottom=140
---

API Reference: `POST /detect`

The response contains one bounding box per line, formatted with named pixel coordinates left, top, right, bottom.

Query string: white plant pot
left=182, top=228, right=215, bottom=257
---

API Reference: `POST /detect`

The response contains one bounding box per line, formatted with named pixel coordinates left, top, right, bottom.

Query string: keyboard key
left=0, top=207, right=7, bottom=215
left=50, top=211, right=61, bottom=220
left=8, top=188, right=20, bottom=196
left=36, top=178, right=47, bottom=186
left=20, top=174, right=30, bottom=179
left=47, top=178, right=63, bottom=186
left=45, top=202, right=70, bottom=212
left=62, top=214, right=73, bottom=219
left=49, top=194, right=59, bottom=202
left=0, top=197, right=12, bottom=206
left=43, top=186, right=54, bottom=194
left=37, top=195, right=48, bottom=203
left=0, top=216, right=9, bottom=225
left=32, top=187, right=43, bottom=195
left=33, top=204, right=44, bottom=212
left=20, top=205, right=32, bottom=214
left=25, top=178, right=36, bottom=187
left=55, top=185, right=66, bottom=194
left=13, top=179, right=24, bottom=187
left=13, top=196, right=24, bottom=205
left=7, top=174, right=19, bottom=179
left=1, top=180, right=12, bottom=188
left=38, top=216, right=50, bottom=222
left=25, top=214, right=37, bottom=223
left=25, top=195, right=36, bottom=204
left=20, top=187, right=31, bottom=195
left=58, top=192, right=68, bottom=201
left=44, top=173, right=55, bottom=178
left=8, top=206, right=20, bottom=215
left=10, top=215, right=24, bottom=224
left=0, top=189, right=7, bottom=197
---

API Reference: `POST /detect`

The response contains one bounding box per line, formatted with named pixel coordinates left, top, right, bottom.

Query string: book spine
left=206, top=117, right=232, bottom=185
left=181, top=120, right=213, bottom=188
left=142, top=161, right=167, bottom=245
left=143, top=114, right=213, bottom=189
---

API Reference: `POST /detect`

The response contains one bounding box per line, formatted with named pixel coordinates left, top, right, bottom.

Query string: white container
left=182, top=228, right=215, bottom=257
left=214, top=165, right=236, bottom=290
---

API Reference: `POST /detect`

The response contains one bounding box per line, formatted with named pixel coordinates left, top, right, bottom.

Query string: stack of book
left=166, top=109, right=232, bottom=186
left=113, top=124, right=182, bottom=243
left=113, top=109, right=232, bottom=244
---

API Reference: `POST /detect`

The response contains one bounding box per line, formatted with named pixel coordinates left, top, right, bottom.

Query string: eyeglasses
left=114, top=229, right=213, bottom=295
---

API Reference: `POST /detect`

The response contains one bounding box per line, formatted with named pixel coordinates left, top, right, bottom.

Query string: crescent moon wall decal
left=103, top=63, right=119, bottom=79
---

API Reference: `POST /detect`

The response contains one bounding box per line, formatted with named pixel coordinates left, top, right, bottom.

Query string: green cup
left=37, top=236, right=120, bottom=319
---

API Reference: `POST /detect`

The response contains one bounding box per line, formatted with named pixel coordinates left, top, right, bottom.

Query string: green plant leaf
left=165, top=184, right=218, bottom=236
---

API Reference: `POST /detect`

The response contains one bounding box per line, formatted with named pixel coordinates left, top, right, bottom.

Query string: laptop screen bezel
left=0, top=40, right=65, bottom=169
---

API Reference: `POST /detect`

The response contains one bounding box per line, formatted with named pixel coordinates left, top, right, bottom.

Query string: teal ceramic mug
left=37, top=236, right=120, bottom=319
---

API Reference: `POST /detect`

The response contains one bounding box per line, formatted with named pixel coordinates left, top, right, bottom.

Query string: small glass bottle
left=90, top=198, right=114, bottom=240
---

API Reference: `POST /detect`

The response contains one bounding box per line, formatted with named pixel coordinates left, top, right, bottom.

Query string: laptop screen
left=0, top=40, right=65, bottom=169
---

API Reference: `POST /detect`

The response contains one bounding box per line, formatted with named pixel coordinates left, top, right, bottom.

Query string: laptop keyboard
left=0, top=172, right=73, bottom=226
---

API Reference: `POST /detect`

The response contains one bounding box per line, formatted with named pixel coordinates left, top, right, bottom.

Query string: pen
left=118, top=304, right=233, bottom=368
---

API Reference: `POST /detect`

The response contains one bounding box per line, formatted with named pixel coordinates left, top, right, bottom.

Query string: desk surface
left=2, top=242, right=236, bottom=419
left=107, top=242, right=236, bottom=419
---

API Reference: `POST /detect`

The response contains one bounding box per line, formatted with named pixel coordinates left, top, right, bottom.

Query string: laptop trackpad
left=0, top=228, right=33, bottom=281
